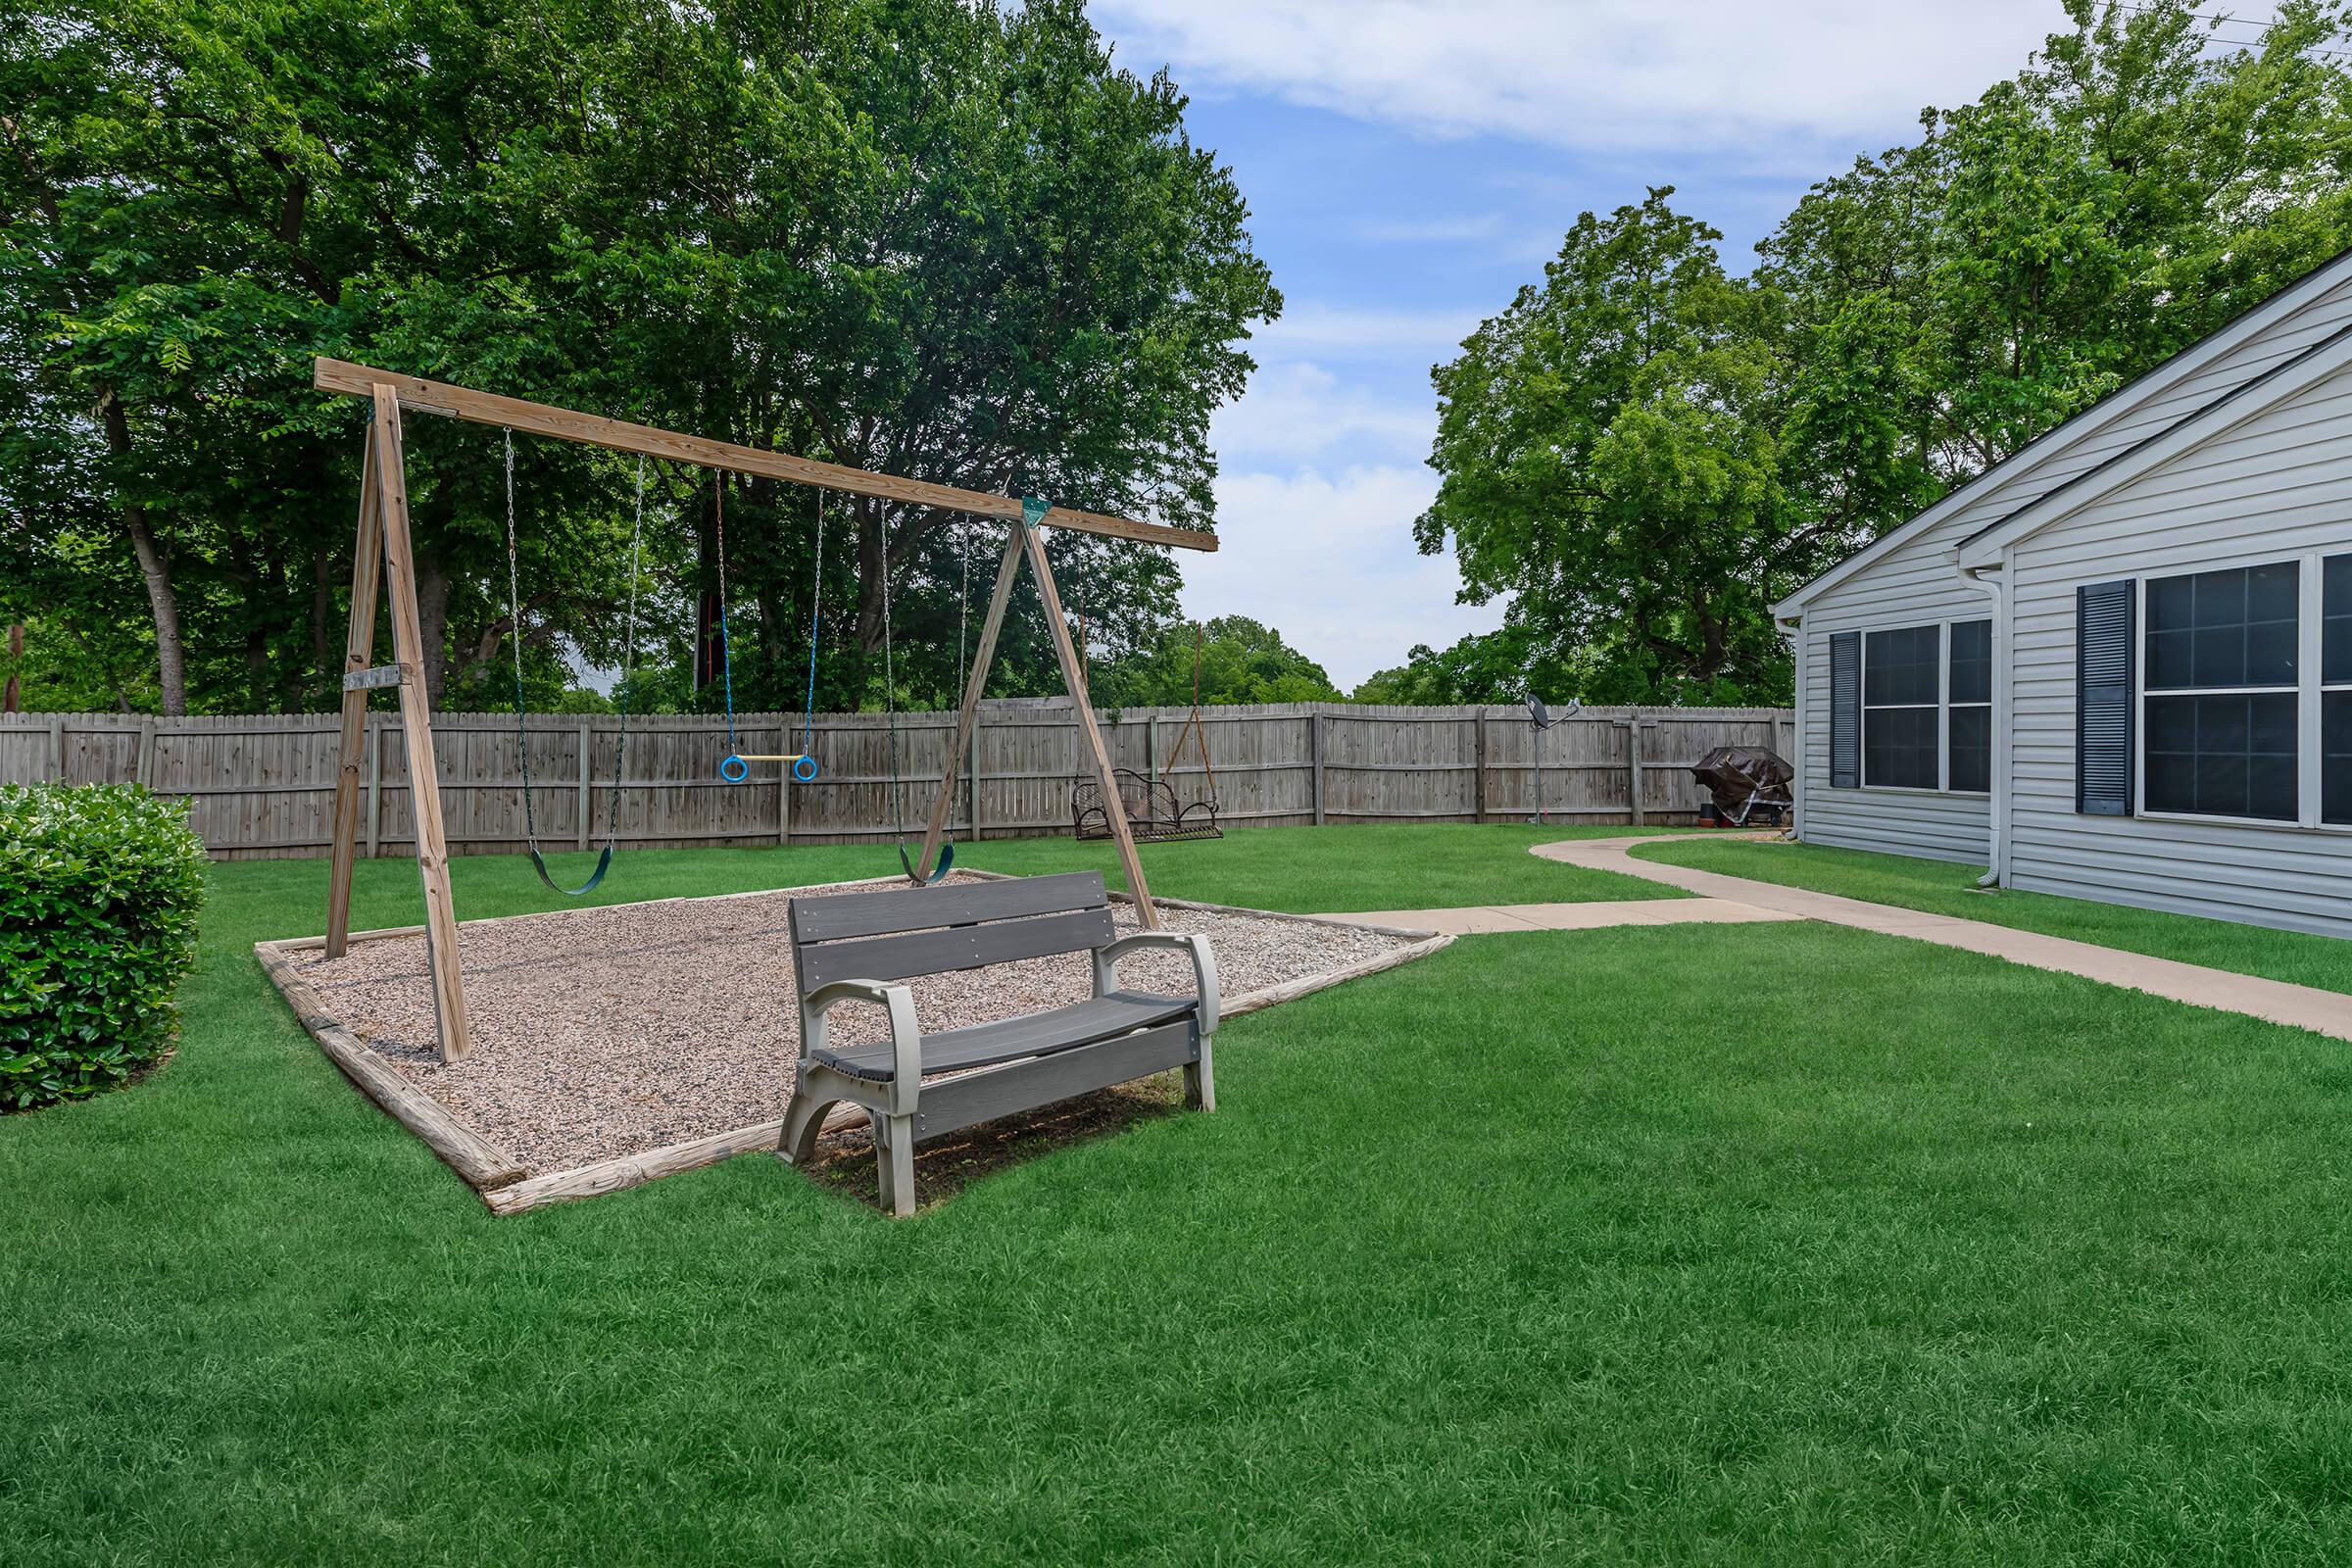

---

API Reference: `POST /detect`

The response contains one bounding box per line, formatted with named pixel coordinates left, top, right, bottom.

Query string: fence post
left=1626, top=707, right=1645, bottom=826
left=577, top=718, right=593, bottom=851
left=367, top=717, right=383, bottom=858
left=778, top=736, right=793, bottom=847
left=1473, top=710, right=1488, bottom=823
left=49, top=714, right=65, bottom=780
left=134, top=715, right=157, bottom=789
left=968, top=709, right=984, bottom=842
left=1147, top=712, right=1157, bottom=780
left=1310, top=709, right=1326, bottom=826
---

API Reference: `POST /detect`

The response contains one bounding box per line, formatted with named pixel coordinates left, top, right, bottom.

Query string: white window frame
left=2131, top=549, right=2340, bottom=831
left=1854, top=618, right=1990, bottom=797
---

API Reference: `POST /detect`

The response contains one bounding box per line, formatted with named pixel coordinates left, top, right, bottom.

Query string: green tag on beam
left=1021, top=495, right=1049, bottom=530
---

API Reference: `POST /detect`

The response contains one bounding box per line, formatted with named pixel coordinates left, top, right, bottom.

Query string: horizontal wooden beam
left=314, top=358, right=1216, bottom=553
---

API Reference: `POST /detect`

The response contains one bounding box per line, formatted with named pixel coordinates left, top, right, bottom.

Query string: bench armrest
left=800, top=979, right=923, bottom=1113
left=1092, top=932, right=1220, bottom=1034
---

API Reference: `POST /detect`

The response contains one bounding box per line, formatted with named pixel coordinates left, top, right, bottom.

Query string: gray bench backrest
left=790, top=872, right=1116, bottom=993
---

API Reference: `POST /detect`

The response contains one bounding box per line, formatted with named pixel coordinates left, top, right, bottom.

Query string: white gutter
left=1777, top=614, right=1803, bottom=840
left=1954, top=552, right=2009, bottom=888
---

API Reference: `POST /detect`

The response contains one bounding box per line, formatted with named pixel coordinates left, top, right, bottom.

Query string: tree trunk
left=416, top=550, right=452, bottom=707
left=99, top=394, right=188, bottom=715
left=853, top=495, right=887, bottom=660
left=310, top=544, right=334, bottom=708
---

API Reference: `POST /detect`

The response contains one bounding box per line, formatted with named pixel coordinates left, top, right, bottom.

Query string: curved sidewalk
left=1536, top=834, right=2352, bottom=1042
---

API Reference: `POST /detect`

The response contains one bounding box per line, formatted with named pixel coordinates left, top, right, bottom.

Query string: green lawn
left=1636, top=836, right=2352, bottom=995
left=227, top=821, right=1687, bottom=936
left=10, top=827, right=2352, bottom=1563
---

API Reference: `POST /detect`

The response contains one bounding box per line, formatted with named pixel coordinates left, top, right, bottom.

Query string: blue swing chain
left=714, top=474, right=738, bottom=756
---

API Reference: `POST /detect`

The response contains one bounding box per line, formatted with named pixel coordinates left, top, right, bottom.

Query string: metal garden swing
left=500, top=431, right=642, bottom=896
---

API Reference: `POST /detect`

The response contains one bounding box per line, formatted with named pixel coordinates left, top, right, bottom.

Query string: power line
left=2105, top=1, right=2352, bottom=58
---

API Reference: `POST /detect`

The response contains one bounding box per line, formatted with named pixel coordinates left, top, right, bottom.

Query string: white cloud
left=1352, top=213, right=1506, bottom=244
left=1210, top=361, right=1434, bottom=465
left=1101, top=0, right=2060, bottom=159
left=1180, top=465, right=1503, bottom=689
left=1250, top=303, right=1487, bottom=359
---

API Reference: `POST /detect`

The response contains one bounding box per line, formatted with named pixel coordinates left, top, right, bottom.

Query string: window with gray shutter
left=1830, top=631, right=1859, bottom=789
left=2077, top=579, right=2135, bottom=815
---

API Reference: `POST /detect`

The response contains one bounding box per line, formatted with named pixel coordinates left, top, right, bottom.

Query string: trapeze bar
left=720, top=753, right=819, bottom=783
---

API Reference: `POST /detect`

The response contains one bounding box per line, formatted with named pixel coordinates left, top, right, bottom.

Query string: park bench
left=778, top=871, right=1219, bottom=1216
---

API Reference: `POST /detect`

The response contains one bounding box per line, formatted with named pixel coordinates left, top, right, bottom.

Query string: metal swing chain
left=502, top=428, right=544, bottom=849
left=604, top=456, right=645, bottom=843
left=713, top=473, right=738, bottom=752
left=881, top=508, right=903, bottom=837
left=802, top=489, right=824, bottom=758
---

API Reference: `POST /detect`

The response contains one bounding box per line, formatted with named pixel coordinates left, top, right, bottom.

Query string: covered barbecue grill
left=1688, top=746, right=1793, bottom=827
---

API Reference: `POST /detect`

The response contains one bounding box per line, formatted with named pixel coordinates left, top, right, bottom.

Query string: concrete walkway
left=1533, top=834, right=2352, bottom=1043
left=1327, top=898, right=1799, bottom=936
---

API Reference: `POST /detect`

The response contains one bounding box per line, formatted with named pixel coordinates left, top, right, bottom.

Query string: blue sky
left=1090, top=0, right=2073, bottom=687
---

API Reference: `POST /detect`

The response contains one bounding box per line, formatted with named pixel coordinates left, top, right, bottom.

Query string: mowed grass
left=1637, top=835, right=2352, bottom=995
left=9, top=828, right=2352, bottom=1562
left=179, top=820, right=1687, bottom=938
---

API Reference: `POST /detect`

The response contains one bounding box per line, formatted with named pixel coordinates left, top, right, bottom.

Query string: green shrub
left=1, top=783, right=208, bottom=1110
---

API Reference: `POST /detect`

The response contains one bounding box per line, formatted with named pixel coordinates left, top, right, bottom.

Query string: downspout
left=1957, top=557, right=2008, bottom=888
left=1777, top=614, right=1803, bottom=840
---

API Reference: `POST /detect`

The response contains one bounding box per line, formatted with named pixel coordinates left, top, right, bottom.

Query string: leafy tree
left=1351, top=625, right=1561, bottom=706
left=1419, top=190, right=1805, bottom=705
left=1089, top=615, right=1340, bottom=708
left=0, top=0, right=1275, bottom=715
left=1415, top=1, right=2352, bottom=706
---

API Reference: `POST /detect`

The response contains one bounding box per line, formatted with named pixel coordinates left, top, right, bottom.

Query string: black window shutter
left=2077, top=579, right=2135, bottom=815
left=1829, top=631, right=1860, bottom=789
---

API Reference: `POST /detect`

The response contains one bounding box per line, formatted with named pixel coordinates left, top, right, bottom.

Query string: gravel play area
left=285, top=873, right=1426, bottom=1178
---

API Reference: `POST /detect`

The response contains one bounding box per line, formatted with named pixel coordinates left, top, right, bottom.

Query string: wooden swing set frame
left=313, top=357, right=1210, bottom=1064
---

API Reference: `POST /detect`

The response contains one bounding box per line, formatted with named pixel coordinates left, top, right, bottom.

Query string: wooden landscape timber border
left=253, top=868, right=1452, bottom=1217
left=307, top=360, right=1218, bottom=1063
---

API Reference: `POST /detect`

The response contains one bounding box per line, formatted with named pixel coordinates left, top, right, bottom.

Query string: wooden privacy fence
left=0, top=702, right=1793, bottom=860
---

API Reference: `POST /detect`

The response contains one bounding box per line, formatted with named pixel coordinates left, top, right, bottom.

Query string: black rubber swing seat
left=527, top=843, right=612, bottom=897
left=898, top=841, right=955, bottom=884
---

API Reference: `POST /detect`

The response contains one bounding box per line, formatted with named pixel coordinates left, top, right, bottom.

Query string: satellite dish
left=1525, top=695, right=1583, bottom=730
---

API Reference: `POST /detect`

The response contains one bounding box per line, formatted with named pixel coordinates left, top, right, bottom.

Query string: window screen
left=2143, top=561, right=2298, bottom=821
left=2327, top=556, right=2352, bottom=825
left=1947, top=619, right=1991, bottom=793
left=1864, top=625, right=1939, bottom=788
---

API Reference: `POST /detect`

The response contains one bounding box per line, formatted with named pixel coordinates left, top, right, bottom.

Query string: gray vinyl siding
left=1791, top=265, right=2352, bottom=872
left=2004, top=358, right=2352, bottom=938
left=1796, top=562, right=1995, bottom=864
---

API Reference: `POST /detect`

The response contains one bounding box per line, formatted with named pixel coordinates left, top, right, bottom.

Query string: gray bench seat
left=779, top=871, right=1219, bottom=1215
left=811, top=990, right=1200, bottom=1083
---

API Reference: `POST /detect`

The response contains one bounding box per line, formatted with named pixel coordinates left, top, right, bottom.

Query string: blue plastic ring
left=719, top=753, right=749, bottom=783
left=792, top=755, right=819, bottom=783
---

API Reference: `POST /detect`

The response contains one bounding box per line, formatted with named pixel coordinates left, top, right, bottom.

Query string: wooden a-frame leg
left=324, top=422, right=386, bottom=959
left=369, top=385, right=471, bottom=1062
left=1019, top=519, right=1159, bottom=927
left=916, top=526, right=1023, bottom=882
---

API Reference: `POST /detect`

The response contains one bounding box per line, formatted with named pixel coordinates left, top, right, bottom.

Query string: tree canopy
left=1088, top=615, right=1341, bottom=709
left=1, top=0, right=1277, bottom=714
left=1413, top=0, right=2352, bottom=706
